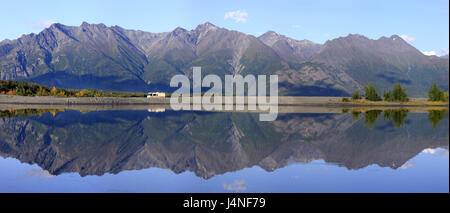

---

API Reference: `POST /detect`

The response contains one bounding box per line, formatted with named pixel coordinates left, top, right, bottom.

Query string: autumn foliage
left=0, top=80, right=146, bottom=98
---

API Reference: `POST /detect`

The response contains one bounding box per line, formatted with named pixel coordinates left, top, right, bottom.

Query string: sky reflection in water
left=0, top=109, right=448, bottom=192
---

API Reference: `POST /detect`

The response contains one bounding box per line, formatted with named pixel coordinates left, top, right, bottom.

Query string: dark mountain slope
left=0, top=23, right=448, bottom=96
left=311, top=34, right=449, bottom=96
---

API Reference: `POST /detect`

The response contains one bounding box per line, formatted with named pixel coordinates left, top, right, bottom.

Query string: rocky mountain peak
left=263, top=30, right=278, bottom=36
left=390, top=34, right=402, bottom=40
left=258, top=30, right=321, bottom=62
left=80, top=22, right=107, bottom=30
left=259, top=31, right=282, bottom=46
left=332, top=34, right=369, bottom=43
left=196, top=22, right=217, bottom=30
left=171, top=27, right=187, bottom=35
left=193, top=22, right=219, bottom=41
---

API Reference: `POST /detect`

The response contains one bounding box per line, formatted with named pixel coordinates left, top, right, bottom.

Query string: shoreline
left=0, top=95, right=448, bottom=107
left=1, top=95, right=448, bottom=114
left=1, top=103, right=448, bottom=114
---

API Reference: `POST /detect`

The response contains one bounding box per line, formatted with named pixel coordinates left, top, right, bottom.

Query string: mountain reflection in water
left=0, top=109, right=448, bottom=179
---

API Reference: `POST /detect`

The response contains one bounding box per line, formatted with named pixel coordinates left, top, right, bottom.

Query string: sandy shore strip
left=1, top=102, right=447, bottom=115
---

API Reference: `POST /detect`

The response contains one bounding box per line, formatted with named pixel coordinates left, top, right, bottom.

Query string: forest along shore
left=0, top=95, right=449, bottom=107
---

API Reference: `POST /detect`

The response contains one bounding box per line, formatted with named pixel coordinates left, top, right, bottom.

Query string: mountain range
left=0, top=22, right=448, bottom=96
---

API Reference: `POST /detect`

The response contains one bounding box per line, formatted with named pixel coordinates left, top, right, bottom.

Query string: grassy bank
left=342, top=82, right=449, bottom=105
left=0, top=80, right=146, bottom=98
left=340, top=98, right=449, bottom=106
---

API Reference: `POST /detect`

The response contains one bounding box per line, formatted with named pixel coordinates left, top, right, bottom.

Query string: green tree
left=364, top=83, right=381, bottom=101
left=351, top=90, right=361, bottom=100
left=351, top=111, right=361, bottom=120
left=36, top=86, right=49, bottom=96
left=428, top=110, right=447, bottom=129
left=384, top=83, right=408, bottom=102
left=443, top=91, right=449, bottom=102
left=383, top=109, right=409, bottom=128
left=364, top=110, right=382, bottom=128
left=428, top=82, right=445, bottom=101
left=15, top=86, right=27, bottom=96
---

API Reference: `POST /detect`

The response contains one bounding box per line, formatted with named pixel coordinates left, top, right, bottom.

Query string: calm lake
left=0, top=108, right=448, bottom=192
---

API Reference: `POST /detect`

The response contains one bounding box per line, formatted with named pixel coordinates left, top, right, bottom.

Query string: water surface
left=0, top=109, right=448, bottom=192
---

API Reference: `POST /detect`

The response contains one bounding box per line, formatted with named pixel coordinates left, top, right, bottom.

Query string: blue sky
left=1, top=0, right=448, bottom=55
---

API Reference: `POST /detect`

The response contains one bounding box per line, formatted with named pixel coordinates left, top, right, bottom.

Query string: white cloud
left=224, top=10, right=248, bottom=23
left=223, top=179, right=247, bottom=192
left=422, top=48, right=449, bottom=57
left=423, top=51, right=437, bottom=56
left=422, top=148, right=449, bottom=156
left=422, top=148, right=436, bottom=154
left=28, top=20, right=56, bottom=30
left=400, top=162, right=416, bottom=169
left=400, top=35, right=415, bottom=42
left=292, top=24, right=301, bottom=29
left=18, top=168, right=54, bottom=179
